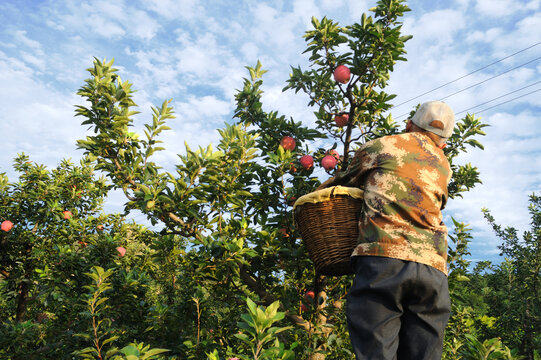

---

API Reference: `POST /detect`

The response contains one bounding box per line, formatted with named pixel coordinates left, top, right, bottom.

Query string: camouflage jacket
left=336, top=132, right=452, bottom=274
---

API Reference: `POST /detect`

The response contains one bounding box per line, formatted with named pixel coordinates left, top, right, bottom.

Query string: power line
left=393, top=55, right=541, bottom=120
left=392, top=40, right=541, bottom=108
left=455, top=79, right=541, bottom=116
left=473, top=87, right=541, bottom=115
left=438, top=55, right=541, bottom=101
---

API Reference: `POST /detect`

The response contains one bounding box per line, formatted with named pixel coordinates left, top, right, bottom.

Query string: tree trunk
left=15, top=280, right=29, bottom=322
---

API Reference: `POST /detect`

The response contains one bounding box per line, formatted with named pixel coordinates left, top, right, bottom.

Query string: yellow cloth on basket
left=293, top=186, right=364, bottom=209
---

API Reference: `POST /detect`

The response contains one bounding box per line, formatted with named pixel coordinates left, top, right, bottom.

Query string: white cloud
left=447, top=110, right=541, bottom=246
left=525, top=0, right=541, bottom=9
left=474, top=0, right=512, bottom=18
left=13, top=30, right=42, bottom=49
left=45, top=19, right=65, bottom=31
left=84, top=14, right=126, bottom=38
left=0, top=53, right=84, bottom=178
left=345, top=0, right=370, bottom=19
left=144, top=0, right=201, bottom=20
left=466, top=27, right=503, bottom=43
left=20, top=52, right=46, bottom=71
left=175, top=95, right=231, bottom=121
left=403, top=9, right=465, bottom=44
left=250, top=3, right=302, bottom=53
left=322, top=0, right=345, bottom=10
left=126, top=10, right=161, bottom=41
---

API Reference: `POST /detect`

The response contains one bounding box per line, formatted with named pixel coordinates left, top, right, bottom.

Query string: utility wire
left=394, top=55, right=541, bottom=120
left=472, top=87, right=541, bottom=115
left=392, top=40, right=541, bottom=108
left=438, top=55, right=541, bottom=101
left=455, top=79, right=541, bottom=116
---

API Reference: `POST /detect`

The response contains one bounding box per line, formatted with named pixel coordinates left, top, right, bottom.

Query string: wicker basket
left=293, top=186, right=364, bottom=276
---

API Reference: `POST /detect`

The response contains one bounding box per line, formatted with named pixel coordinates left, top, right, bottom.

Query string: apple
left=280, top=136, right=296, bottom=151
left=305, top=290, right=315, bottom=299
left=333, top=65, right=351, bottom=84
left=334, top=113, right=349, bottom=127
left=116, top=246, right=126, bottom=257
left=1, top=220, right=13, bottom=232
left=97, top=224, right=104, bottom=231
left=321, top=155, right=337, bottom=170
left=300, top=303, right=309, bottom=312
left=63, top=211, right=72, bottom=220
left=328, top=149, right=340, bottom=160
left=289, top=162, right=297, bottom=173
left=300, top=155, right=314, bottom=170
left=287, top=196, right=297, bottom=206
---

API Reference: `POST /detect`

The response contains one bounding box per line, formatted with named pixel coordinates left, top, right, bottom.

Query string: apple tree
left=72, top=0, right=487, bottom=358
left=0, top=155, right=162, bottom=358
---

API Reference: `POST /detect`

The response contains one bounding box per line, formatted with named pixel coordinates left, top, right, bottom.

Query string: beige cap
left=411, top=101, right=455, bottom=138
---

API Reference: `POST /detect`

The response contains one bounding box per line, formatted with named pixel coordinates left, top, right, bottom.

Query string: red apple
left=328, top=149, right=340, bottom=160
left=321, top=155, right=337, bottom=170
left=306, top=290, right=315, bottom=299
left=300, top=303, right=309, bottom=312
left=97, top=224, right=104, bottom=231
left=333, top=65, right=351, bottom=84
left=300, top=155, right=314, bottom=170
left=334, top=113, right=349, bottom=127
left=287, top=196, right=297, bottom=206
left=63, top=211, right=72, bottom=220
left=280, top=136, right=296, bottom=151
left=116, top=246, right=126, bottom=257
left=1, top=220, right=13, bottom=232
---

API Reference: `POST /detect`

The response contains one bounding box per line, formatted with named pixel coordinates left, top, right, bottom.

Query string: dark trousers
left=346, top=256, right=450, bottom=360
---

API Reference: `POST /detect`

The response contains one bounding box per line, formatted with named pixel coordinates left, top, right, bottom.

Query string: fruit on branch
left=289, top=162, right=297, bottom=173
left=321, top=155, right=338, bottom=170
left=280, top=136, right=296, bottom=151
left=334, top=113, right=349, bottom=127
left=327, top=149, right=340, bottom=160
left=1, top=220, right=13, bottom=232
left=300, top=155, right=314, bottom=170
left=333, top=65, right=351, bottom=84
left=63, top=211, right=72, bottom=220
left=305, top=290, right=315, bottom=299
left=116, top=246, right=126, bottom=257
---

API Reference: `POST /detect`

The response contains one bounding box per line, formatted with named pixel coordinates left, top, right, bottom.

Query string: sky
left=1, top=0, right=540, bottom=266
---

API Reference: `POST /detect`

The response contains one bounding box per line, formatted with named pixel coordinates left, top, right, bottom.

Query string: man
left=325, top=101, right=454, bottom=359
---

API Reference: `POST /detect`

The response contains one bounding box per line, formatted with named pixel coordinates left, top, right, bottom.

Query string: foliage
left=4, top=0, right=537, bottom=359
left=480, top=194, right=541, bottom=359
left=74, top=266, right=169, bottom=360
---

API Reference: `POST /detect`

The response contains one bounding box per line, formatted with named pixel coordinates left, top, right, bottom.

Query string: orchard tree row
left=1, top=0, right=539, bottom=359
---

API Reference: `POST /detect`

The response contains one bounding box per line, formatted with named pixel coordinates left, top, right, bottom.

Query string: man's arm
left=316, top=148, right=367, bottom=190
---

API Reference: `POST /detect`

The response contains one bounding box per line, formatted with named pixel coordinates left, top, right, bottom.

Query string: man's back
left=348, top=131, right=452, bottom=274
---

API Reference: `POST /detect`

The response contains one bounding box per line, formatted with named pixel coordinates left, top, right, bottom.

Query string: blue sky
left=1, top=0, right=540, bottom=266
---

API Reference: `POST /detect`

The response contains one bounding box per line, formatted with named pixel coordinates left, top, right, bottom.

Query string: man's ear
left=405, top=120, right=413, bottom=132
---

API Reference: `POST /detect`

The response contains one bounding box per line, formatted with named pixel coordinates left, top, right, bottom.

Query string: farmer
left=321, top=101, right=454, bottom=359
